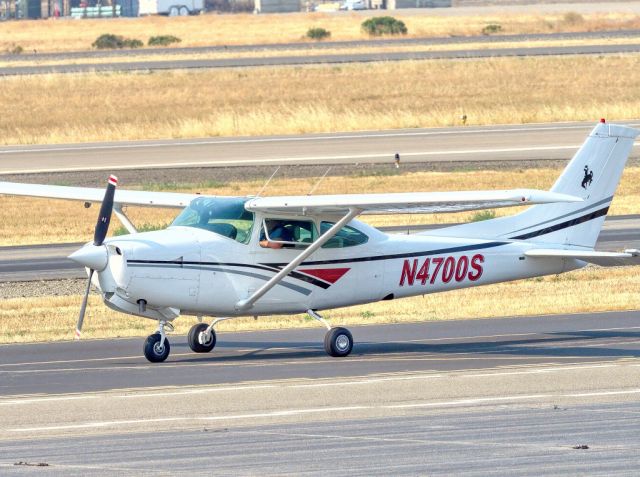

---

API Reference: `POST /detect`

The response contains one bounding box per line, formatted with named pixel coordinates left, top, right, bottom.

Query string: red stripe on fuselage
left=299, top=268, right=350, bottom=284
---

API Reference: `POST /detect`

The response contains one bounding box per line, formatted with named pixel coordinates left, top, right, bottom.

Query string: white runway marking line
left=9, top=389, right=640, bottom=433
left=0, top=123, right=607, bottom=155
left=0, top=145, right=590, bottom=175
left=0, top=351, right=607, bottom=375
left=460, top=363, right=620, bottom=378
left=2, top=323, right=638, bottom=369
left=8, top=406, right=370, bottom=432
left=0, top=395, right=100, bottom=406
left=239, top=429, right=567, bottom=452
left=2, top=360, right=635, bottom=406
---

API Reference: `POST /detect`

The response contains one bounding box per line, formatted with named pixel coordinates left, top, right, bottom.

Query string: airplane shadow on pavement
left=169, top=329, right=640, bottom=364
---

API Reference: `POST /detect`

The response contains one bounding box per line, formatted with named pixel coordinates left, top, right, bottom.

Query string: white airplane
left=1, top=120, right=639, bottom=363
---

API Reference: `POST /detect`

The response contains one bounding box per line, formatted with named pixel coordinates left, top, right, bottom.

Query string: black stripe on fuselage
left=127, top=261, right=313, bottom=295
left=125, top=206, right=606, bottom=287
left=264, top=206, right=608, bottom=267
left=127, top=260, right=331, bottom=289
left=508, top=206, right=609, bottom=240
left=264, top=241, right=509, bottom=268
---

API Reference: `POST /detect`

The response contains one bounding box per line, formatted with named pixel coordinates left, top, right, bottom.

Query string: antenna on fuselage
left=307, top=167, right=332, bottom=196
left=255, top=166, right=280, bottom=197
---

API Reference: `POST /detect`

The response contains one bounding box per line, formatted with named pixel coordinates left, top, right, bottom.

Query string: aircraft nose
left=68, top=244, right=108, bottom=271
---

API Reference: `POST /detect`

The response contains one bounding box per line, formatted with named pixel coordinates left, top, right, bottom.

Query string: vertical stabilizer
left=429, top=121, right=639, bottom=248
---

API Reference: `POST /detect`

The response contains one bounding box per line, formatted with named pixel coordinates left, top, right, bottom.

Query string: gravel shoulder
left=0, top=279, right=88, bottom=299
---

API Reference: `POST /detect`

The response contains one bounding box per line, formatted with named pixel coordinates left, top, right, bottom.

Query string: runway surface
left=2, top=121, right=640, bottom=175
left=0, top=312, right=639, bottom=474
left=2, top=29, right=638, bottom=62
left=0, top=215, right=637, bottom=282
left=3, top=310, right=639, bottom=395
left=3, top=43, right=640, bottom=76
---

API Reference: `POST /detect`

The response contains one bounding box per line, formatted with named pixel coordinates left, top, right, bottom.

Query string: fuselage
left=92, top=214, right=581, bottom=321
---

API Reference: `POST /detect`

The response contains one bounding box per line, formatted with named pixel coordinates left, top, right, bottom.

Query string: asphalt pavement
left=2, top=121, right=639, bottom=175
left=0, top=312, right=638, bottom=475
left=1, top=401, right=639, bottom=476
left=3, top=43, right=640, bottom=76
left=3, top=310, right=639, bottom=396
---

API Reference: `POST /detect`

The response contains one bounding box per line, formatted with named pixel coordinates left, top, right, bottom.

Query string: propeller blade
left=75, top=269, right=94, bottom=340
left=94, top=175, right=118, bottom=246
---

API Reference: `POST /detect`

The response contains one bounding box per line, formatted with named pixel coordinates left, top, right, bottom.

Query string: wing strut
left=235, top=208, right=362, bottom=312
left=113, top=205, right=138, bottom=234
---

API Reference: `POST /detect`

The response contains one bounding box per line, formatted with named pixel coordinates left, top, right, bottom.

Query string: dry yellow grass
left=1, top=265, right=638, bottom=343
left=1, top=166, right=638, bottom=245
left=2, top=11, right=640, bottom=53
left=2, top=55, right=640, bottom=145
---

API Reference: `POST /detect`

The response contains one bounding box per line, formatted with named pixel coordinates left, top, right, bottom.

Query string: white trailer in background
left=139, top=0, right=203, bottom=15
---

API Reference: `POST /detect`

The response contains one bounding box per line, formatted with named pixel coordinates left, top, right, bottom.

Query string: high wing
left=0, top=181, right=198, bottom=208
left=525, top=249, right=640, bottom=267
left=245, top=189, right=583, bottom=215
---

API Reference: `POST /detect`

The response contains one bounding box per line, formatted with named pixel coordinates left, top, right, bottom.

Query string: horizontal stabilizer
left=525, top=248, right=640, bottom=267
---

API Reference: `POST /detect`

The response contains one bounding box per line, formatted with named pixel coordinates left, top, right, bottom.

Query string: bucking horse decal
left=581, top=165, right=593, bottom=189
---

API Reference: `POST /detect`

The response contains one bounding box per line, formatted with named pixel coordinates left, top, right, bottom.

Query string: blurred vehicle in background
left=340, top=0, right=366, bottom=9
left=139, top=0, right=203, bottom=15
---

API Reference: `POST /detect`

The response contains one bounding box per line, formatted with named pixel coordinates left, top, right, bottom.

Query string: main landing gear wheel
left=324, top=327, right=353, bottom=357
left=188, top=323, right=216, bottom=353
left=144, top=333, right=171, bottom=363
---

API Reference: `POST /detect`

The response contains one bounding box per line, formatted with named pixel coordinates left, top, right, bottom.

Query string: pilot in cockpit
left=259, top=221, right=293, bottom=249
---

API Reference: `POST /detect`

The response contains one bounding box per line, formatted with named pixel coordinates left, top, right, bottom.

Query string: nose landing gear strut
left=143, top=320, right=173, bottom=363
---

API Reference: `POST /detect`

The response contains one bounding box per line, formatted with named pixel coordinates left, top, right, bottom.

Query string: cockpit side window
left=320, top=222, right=369, bottom=248
left=171, top=197, right=254, bottom=244
left=260, top=219, right=317, bottom=249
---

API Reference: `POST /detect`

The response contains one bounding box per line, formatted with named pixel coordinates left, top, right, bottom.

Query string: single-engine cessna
left=1, top=121, right=639, bottom=362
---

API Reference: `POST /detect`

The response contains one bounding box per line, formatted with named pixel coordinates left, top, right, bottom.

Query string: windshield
left=170, top=197, right=254, bottom=244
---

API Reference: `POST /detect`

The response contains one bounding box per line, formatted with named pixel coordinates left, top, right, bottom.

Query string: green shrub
left=361, top=17, right=407, bottom=36
left=563, top=12, right=584, bottom=25
left=92, top=33, right=143, bottom=49
left=471, top=210, right=496, bottom=222
left=148, top=35, right=182, bottom=46
left=113, top=223, right=168, bottom=236
left=481, top=24, right=502, bottom=35
left=9, top=44, right=23, bottom=54
left=122, top=38, right=143, bottom=48
left=306, top=27, right=331, bottom=40
left=92, top=34, right=122, bottom=49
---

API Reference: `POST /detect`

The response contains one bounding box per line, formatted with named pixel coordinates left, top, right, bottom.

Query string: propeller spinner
left=68, top=175, right=118, bottom=340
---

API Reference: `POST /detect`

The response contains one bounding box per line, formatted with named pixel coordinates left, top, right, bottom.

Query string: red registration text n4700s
left=399, top=254, right=485, bottom=287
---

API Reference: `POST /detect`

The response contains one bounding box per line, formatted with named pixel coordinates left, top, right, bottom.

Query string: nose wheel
left=143, top=320, right=172, bottom=363
left=143, top=333, right=171, bottom=363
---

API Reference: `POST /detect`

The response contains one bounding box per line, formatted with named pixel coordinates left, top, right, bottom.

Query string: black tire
left=324, top=327, right=353, bottom=357
left=143, top=333, right=170, bottom=363
left=187, top=323, right=216, bottom=353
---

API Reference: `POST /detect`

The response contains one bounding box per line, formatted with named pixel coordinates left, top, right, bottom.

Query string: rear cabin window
left=320, top=222, right=369, bottom=248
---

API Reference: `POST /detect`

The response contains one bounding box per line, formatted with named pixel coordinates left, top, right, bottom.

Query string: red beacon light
left=600, top=118, right=606, bottom=123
